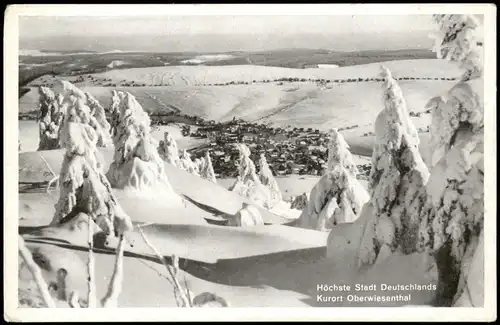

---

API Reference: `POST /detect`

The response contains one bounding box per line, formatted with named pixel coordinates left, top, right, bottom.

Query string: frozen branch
left=137, top=226, right=192, bottom=307
left=18, top=236, right=56, bottom=308
left=101, top=235, right=126, bottom=308
left=87, top=217, right=97, bottom=308
left=69, top=291, right=81, bottom=308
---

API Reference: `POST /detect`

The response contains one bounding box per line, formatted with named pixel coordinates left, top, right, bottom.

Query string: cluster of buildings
left=181, top=118, right=332, bottom=178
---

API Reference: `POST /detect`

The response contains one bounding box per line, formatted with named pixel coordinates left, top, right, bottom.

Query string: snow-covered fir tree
left=37, top=86, right=64, bottom=151
left=200, top=151, right=217, bottom=184
left=430, top=14, right=484, bottom=81
left=50, top=87, right=133, bottom=237
left=193, top=157, right=205, bottom=175
left=178, top=149, right=200, bottom=176
left=258, top=153, right=282, bottom=206
left=85, top=92, right=113, bottom=147
left=327, top=128, right=359, bottom=176
left=54, top=81, right=113, bottom=148
left=106, top=91, right=179, bottom=200
left=357, top=66, right=430, bottom=266
left=417, top=14, right=484, bottom=307
left=48, top=86, right=132, bottom=308
left=158, top=131, right=181, bottom=167
left=109, top=90, right=126, bottom=138
left=298, top=129, right=369, bottom=231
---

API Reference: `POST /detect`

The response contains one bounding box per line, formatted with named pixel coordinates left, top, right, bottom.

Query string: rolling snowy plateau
left=16, top=14, right=486, bottom=309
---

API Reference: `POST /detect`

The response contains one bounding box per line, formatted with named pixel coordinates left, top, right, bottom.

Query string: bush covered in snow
left=299, top=166, right=369, bottom=231
left=158, top=133, right=217, bottom=183
left=200, top=151, right=217, bottom=184
left=158, top=131, right=181, bottom=167
left=258, top=153, right=282, bottom=206
left=299, top=129, right=369, bottom=231
left=178, top=149, right=200, bottom=176
left=229, top=144, right=295, bottom=216
left=229, top=144, right=273, bottom=209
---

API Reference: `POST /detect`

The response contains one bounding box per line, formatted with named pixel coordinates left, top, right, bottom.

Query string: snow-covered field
left=21, top=60, right=455, bottom=136
left=27, top=59, right=460, bottom=87
left=20, top=82, right=439, bottom=139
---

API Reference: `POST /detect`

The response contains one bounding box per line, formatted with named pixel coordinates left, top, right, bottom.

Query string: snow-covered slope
left=19, top=149, right=293, bottom=225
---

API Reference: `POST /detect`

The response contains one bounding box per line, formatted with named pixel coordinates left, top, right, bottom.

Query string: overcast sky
left=19, top=15, right=435, bottom=40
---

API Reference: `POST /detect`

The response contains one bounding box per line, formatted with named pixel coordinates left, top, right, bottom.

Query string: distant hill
left=19, top=48, right=437, bottom=88
left=19, top=31, right=434, bottom=53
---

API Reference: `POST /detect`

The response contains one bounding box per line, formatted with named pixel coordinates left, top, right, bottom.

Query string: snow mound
left=229, top=144, right=294, bottom=219
left=327, top=205, right=373, bottom=271
left=28, top=212, right=103, bottom=246
left=269, top=201, right=302, bottom=220
left=227, top=203, right=264, bottom=227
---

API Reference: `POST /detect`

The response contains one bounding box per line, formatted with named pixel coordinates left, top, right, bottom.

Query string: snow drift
left=227, top=203, right=264, bottom=227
